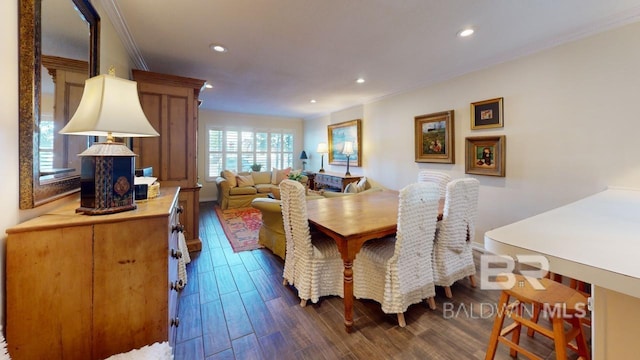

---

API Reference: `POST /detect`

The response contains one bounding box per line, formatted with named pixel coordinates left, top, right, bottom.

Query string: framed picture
left=328, top=119, right=362, bottom=166
left=471, top=97, right=503, bottom=129
left=414, top=110, right=455, bottom=163
left=465, top=135, right=506, bottom=177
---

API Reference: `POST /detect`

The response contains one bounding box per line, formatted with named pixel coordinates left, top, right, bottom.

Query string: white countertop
left=484, top=187, right=640, bottom=298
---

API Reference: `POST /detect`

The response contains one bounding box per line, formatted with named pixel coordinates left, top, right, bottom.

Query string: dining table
left=306, top=189, right=443, bottom=333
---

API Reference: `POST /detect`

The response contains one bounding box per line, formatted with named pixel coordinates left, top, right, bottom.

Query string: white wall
left=197, top=109, right=304, bottom=201
left=0, top=0, right=19, bottom=328
left=304, top=21, right=640, bottom=246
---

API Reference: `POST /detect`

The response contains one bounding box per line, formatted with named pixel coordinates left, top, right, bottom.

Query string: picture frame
left=414, top=110, right=455, bottom=163
left=328, top=119, right=362, bottom=166
left=465, top=135, right=506, bottom=177
left=471, top=97, right=503, bottom=130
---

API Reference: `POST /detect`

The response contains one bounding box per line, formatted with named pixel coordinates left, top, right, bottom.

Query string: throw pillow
left=271, top=167, right=292, bottom=185
left=236, top=174, right=255, bottom=187
left=356, top=177, right=367, bottom=192
left=222, top=170, right=237, bottom=187
left=251, top=171, right=271, bottom=185
left=344, top=183, right=359, bottom=193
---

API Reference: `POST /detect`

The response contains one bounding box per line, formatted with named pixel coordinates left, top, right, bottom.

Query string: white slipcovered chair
left=417, top=170, right=451, bottom=198
left=280, top=179, right=344, bottom=306
left=433, top=178, right=480, bottom=298
left=353, top=182, right=440, bottom=327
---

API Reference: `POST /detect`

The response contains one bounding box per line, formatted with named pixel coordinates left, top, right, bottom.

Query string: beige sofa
left=251, top=182, right=383, bottom=259
left=215, top=170, right=308, bottom=210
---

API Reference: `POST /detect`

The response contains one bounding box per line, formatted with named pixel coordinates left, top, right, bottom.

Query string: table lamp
left=316, top=142, right=328, bottom=173
left=59, top=68, right=159, bottom=215
left=342, top=141, right=354, bottom=176
left=300, top=150, right=308, bottom=171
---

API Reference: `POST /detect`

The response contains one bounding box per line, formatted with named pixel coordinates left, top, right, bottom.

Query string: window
left=39, top=115, right=55, bottom=171
left=207, top=127, right=295, bottom=180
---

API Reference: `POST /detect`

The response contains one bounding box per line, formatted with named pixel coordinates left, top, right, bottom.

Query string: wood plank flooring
left=173, top=202, right=588, bottom=359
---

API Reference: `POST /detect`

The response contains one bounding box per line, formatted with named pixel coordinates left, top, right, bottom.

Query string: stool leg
left=527, top=303, right=541, bottom=337
left=551, top=316, right=568, bottom=360
left=485, top=291, right=510, bottom=360
left=569, top=316, right=591, bottom=360
left=509, top=302, right=523, bottom=357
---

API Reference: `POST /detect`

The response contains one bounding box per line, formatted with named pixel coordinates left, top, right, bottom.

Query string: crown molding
left=94, top=0, right=148, bottom=71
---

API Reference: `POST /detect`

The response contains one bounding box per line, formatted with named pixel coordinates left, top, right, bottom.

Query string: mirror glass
left=19, top=0, right=99, bottom=208
left=40, top=0, right=89, bottom=181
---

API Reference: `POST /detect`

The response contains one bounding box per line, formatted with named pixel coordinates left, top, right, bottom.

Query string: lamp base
left=319, top=155, right=325, bottom=172
left=76, top=203, right=137, bottom=215
left=345, top=155, right=351, bottom=176
left=77, top=142, right=137, bottom=216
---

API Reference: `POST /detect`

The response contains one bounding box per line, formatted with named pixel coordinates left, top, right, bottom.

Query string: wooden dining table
left=306, top=189, right=443, bottom=333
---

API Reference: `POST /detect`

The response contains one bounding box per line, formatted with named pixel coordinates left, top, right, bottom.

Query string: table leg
left=343, top=259, right=354, bottom=333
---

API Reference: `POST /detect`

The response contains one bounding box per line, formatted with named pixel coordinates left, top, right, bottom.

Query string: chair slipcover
left=353, top=182, right=440, bottom=323
left=433, top=178, right=479, bottom=289
left=417, top=170, right=451, bottom=198
left=280, top=180, right=344, bottom=305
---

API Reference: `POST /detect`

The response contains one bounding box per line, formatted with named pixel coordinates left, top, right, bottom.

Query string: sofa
left=215, top=169, right=308, bottom=210
left=251, top=179, right=383, bottom=259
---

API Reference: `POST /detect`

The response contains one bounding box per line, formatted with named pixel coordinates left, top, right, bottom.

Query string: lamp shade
left=300, top=150, right=308, bottom=160
left=59, top=74, right=159, bottom=138
left=342, top=141, right=354, bottom=156
left=316, top=142, right=328, bottom=153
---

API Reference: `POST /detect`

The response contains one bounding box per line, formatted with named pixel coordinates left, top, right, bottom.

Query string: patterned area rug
left=214, top=206, right=263, bottom=252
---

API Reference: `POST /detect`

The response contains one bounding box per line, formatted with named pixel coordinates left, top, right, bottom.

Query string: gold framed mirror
left=19, top=0, right=100, bottom=208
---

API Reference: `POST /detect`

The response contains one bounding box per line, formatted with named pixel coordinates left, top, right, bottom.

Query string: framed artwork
left=328, top=119, right=362, bottom=166
left=465, top=135, right=506, bottom=177
left=414, top=110, right=455, bottom=163
left=471, top=97, right=503, bottom=129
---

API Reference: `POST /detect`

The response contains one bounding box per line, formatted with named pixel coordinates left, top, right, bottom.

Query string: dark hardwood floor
left=173, top=202, right=587, bottom=359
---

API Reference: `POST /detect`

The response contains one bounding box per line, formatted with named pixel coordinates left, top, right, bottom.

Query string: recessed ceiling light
left=356, top=78, right=365, bottom=84
left=209, top=44, right=228, bottom=53
left=458, top=28, right=474, bottom=37
left=310, top=99, right=317, bottom=103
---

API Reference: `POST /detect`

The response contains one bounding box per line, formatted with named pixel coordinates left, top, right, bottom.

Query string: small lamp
left=299, top=150, right=308, bottom=171
left=316, top=142, right=328, bottom=173
left=59, top=68, right=159, bottom=215
left=342, top=141, right=354, bottom=176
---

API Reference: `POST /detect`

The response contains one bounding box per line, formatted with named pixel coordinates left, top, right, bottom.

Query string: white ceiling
left=101, top=0, right=640, bottom=119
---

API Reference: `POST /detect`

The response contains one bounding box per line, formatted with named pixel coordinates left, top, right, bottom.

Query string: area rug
left=214, top=206, right=263, bottom=252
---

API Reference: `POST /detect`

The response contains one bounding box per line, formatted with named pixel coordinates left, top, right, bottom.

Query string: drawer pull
left=170, top=317, right=180, bottom=327
left=172, top=224, right=184, bottom=233
left=175, top=206, right=184, bottom=214
left=170, top=249, right=183, bottom=259
left=170, top=279, right=185, bottom=292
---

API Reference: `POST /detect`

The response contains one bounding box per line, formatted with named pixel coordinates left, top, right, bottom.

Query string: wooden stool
left=528, top=274, right=591, bottom=338
left=485, top=275, right=590, bottom=360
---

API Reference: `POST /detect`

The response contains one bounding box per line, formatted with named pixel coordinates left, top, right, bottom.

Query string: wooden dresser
left=132, top=69, right=205, bottom=252
left=5, top=187, right=183, bottom=360
left=314, top=171, right=362, bottom=192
